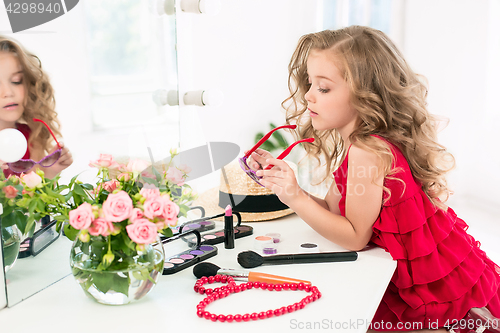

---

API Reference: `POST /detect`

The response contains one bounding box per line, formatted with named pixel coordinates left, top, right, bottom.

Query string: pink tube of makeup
left=224, top=205, right=235, bottom=249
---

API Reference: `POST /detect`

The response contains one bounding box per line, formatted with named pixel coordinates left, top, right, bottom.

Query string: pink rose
left=162, top=197, right=179, bottom=226
left=155, top=221, right=166, bottom=230
left=178, top=164, right=192, bottom=174
left=20, top=171, right=42, bottom=189
left=117, top=172, right=130, bottom=181
left=166, top=167, right=185, bottom=185
left=22, top=189, right=34, bottom=197
left=7, top=174, right=20, bottom=184
left=102, top=179, right=119, bottom=192
left=89, top=154, right=120, bottom=169
left=88, top=218, right=116, bottom=237
left=102, top=191, right=133, bottom=222
left=129, top=208, right=144, bottom=223
left=69, top=203, right=94, bottom=230
left=126, top=219, right=158, bottom=244
left=2, top=185, right=18, bottom=198
left=139, top=188, right=160, bottom=200
left=126, top=159, right=149, bottom=174
left=143, top=195, right=171, bottom=220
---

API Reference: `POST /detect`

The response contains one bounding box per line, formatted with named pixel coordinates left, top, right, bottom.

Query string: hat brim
left=193, top=187, right=295, bottom=222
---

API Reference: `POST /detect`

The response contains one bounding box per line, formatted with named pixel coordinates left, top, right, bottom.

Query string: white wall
left=177, top=0, right=322, bottom=151
left=403, top=0, right=500, bottom=207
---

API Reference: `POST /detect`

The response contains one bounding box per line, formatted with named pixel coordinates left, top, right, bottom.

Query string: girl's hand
left=256, top=158, right=303, bottom=207
left=41, top=144, right=73, bottom=178
left=245, top=148, right=274, bottom=171
left=0, top=159, right=8, bottom=170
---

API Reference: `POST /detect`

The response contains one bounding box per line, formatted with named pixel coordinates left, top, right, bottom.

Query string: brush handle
left=262, top=251, right=358, bottom=265
left=248, top=272, right=311, bottom=285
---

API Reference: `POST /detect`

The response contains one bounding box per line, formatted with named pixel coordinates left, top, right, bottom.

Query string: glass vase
left=2, top=224, right=21, bottom=273
left=70, top=234, right=165, bottom=305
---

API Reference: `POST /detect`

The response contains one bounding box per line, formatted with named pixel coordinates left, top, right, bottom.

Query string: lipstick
left=224, top=204, right=235, bottom=249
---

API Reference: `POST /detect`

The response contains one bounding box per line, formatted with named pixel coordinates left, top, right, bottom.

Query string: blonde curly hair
left=0, top=35, right=61, bottom=154
left=283, top=26, right=455, bottom=207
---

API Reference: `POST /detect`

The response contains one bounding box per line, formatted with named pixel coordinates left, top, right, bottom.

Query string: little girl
left=0, top=35, right=72, bottom=179
left=249, top=26, right=500, bottom=332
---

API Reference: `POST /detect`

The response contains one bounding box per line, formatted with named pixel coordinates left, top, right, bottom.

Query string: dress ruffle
left=334, top=138, right=500, bottom=330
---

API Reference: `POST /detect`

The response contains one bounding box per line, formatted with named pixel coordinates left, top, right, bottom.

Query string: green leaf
left=160, top=228, right=173, bottom=238
left=271, top=129, right=289, bottom=149
left=24, top=215, right=36, bottom=236
left=111, top=272, right=130, bottom=296
left=73, top=183, right=86, bottom=197
left=28, top=199, right=37, bottom=214
left=64, top=224, right=79, bottom=241
left=261, top=141, right=277, bottom=152
left=80, top=183, right=94, bottom=191
left=36, top=198, right=46, bottom=213
left=90, top=271, right=114, bottom=294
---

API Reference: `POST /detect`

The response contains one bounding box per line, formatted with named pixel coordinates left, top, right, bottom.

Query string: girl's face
left=0, top=51, right=25, bottom=128
left=305, top=50, right=358, bottom=139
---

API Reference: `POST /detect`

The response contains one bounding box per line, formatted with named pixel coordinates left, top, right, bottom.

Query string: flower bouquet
left=65, top=153, right=196, bottom=305
left=1, top=169, right=71, bottom=271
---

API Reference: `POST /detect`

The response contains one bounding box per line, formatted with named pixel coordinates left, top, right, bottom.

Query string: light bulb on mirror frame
left=183, top=89, right=224, bottom=107
left=0, top=128, right=28, bottom=163
left=153, top=89, right=179, bottom=106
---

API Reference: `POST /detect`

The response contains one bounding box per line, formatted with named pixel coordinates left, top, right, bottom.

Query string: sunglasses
left=239, top=124, right=314, bottom=187
left=8, top=118, right=62, bottom=173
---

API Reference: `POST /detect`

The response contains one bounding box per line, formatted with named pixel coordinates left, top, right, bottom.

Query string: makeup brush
left=193, top=262, right=311, bottom=285
left=237, top=250, right=358, bottom=269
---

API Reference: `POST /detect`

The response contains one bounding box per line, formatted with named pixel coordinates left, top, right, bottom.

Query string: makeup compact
left=162, top=229, right=218, bottom=275
left=184, top=211, right=253, bottom=247
left=18, top=219, right=61, bottom=258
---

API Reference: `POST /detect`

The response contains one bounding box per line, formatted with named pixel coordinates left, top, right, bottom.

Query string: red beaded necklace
left=194, top=274, right=322, bottom=322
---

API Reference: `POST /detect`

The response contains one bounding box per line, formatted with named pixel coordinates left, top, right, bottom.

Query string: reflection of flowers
left=1, top=170, right=72, bottom=236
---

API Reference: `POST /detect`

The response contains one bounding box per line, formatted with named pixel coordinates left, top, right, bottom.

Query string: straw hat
left=193, top=160, right=296, bottom=222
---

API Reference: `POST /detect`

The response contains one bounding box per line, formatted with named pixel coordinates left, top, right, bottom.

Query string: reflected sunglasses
left=239, top=124, right=314, bottom=187
left=8, top=118, right=62, bottom=173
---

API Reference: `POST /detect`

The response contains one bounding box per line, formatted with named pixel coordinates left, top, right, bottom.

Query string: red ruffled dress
left=334, top=140, right=500, bottom=330
left=3, top=123, right=31, bottom=178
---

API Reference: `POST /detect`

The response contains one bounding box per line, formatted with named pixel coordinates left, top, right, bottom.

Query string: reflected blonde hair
left=0, top=35, right=61, bottom=154
left=283, top=26, right=455, bottom=206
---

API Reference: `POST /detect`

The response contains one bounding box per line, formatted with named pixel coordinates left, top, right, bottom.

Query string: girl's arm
left=258, top=145, right=383, bottom=251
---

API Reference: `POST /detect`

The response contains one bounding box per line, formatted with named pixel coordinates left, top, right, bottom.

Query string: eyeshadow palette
left=161, top=229, right=218, bottom=275
left=162, top=244, right=218, bottom=275
left=185, top=225, right=253, bottom=247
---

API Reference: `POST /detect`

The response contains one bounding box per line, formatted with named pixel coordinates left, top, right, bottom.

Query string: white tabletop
left=0, top=214, right=396, bottom=333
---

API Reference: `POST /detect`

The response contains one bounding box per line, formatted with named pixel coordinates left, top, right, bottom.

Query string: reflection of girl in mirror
left=249, top=26, right=499, bottom=332
left=0, top=35, right=73, bottom=179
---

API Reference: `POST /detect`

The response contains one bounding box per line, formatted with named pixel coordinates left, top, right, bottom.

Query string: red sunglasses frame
left=7, top=118, right=62, bottom=173
left=239, top=124, right=314, bottom=186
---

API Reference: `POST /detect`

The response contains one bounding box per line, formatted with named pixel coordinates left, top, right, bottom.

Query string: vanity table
left=0, top=214, right=396, bottom=333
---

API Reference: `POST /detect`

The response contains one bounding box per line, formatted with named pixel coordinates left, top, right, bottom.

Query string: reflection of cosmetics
left=224, top=205, right=234, bottom=249
left=18, top=219, right=61, bottom=258
left=237, top=250, right=358, bottom=269
left=161, top=229, right=218, bottom=275
left=18, top=238, right=32, bottom=258
left=300, top=243, right=319, bottom=253
left=193, top=262, right=312, bottom=285
left=265, top=232, right=281, bottom=243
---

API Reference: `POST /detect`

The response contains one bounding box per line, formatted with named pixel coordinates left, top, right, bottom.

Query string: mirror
left=1, top=0, right=179, bottom=306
